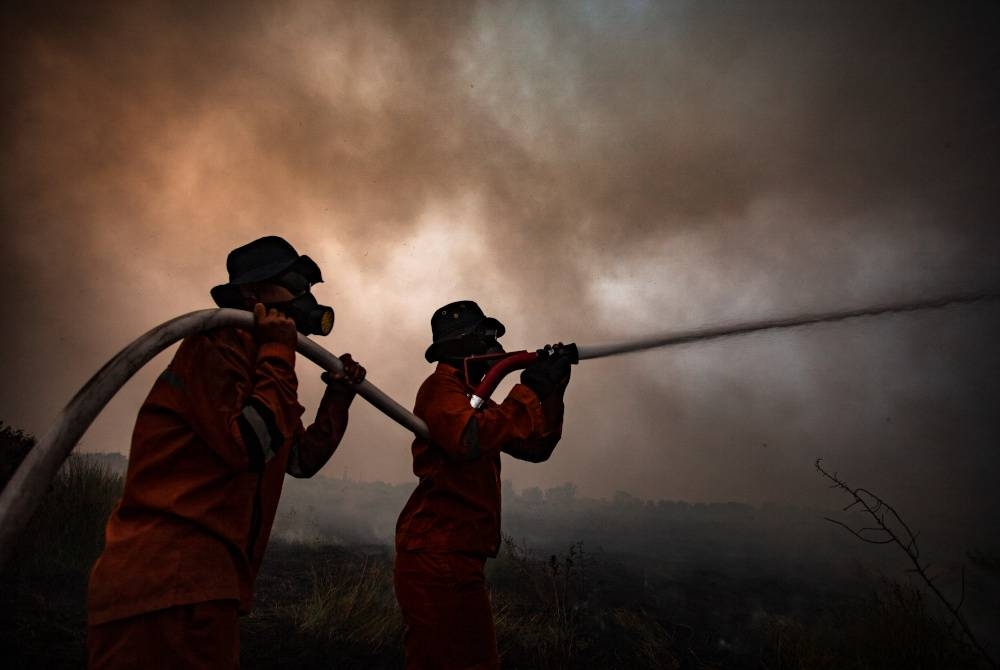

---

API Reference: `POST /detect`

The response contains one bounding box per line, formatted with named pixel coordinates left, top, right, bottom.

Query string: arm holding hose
left=286, top=355, right=366, bottom=478
left=418, top=346, right=573, bottom=463
left=0, top=308, right=417, bottom=570
left=177, top=305, right=365, bottom=477
left=416, top=370, right=548, bottom=461
left=177, top=325, right=304, bottom=473
left=501, top=346, right=572, bottom=463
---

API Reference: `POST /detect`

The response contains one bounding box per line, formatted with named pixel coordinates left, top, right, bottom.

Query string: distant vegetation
left=0, top=422, right=123, bottom=668
left=1, top=422, right=995, bottom=668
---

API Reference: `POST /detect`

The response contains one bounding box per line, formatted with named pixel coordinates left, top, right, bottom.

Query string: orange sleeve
left=173, top=329, right=305, bottom=472
left=416, top=371, right=550, bottom=461
left=500, top=387, right=565, bottom=463
left=286, top=382, right=354, bottom=478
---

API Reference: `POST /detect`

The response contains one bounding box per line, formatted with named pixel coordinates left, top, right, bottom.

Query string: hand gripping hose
left=0, top=308, right=430, bottom=568
left=468, top=345, right=579, bottom=409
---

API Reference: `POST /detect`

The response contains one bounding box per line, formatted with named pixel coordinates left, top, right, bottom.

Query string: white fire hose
left=0, top=308, right=427, bottom=567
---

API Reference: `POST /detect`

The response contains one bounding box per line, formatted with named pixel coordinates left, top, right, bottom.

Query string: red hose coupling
left=468, top=343, right=578, bottom=409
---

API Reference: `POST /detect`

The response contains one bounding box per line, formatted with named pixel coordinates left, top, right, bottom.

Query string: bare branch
left=817, top=459, right=997, bottom=670
left=822, top=517, right=895, bottom=544
left=957, top=567, right=966, bottom=613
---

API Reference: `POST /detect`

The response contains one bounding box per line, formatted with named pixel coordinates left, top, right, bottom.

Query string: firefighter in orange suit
left=395, top=301, right=573, bottom=669
left=87, top=236, right=365, bottom=669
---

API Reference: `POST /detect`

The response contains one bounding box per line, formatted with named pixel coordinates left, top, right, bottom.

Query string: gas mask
left=461, top=325, right=503, bottom=357
left=264, top=272, right=335, bottom=336
left=439, top=324, right=505, bottom=382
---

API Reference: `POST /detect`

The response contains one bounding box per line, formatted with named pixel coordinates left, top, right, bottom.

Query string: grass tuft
left=290, top=556, right=403, bottom=649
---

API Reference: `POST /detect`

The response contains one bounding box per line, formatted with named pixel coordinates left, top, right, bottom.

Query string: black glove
left=321, top=354, right=366, bottom=393
left=520, top=346, right=573, bottom=401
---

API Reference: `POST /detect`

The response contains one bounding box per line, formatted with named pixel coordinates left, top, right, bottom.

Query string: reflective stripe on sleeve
left=237, top=400, right=282, bottom=471
left=286, top=441, right=305, bottom=478
left=461, top=416, right=481, bottom=460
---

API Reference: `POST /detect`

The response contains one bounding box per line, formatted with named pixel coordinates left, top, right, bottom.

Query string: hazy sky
left=3, top=1, right=998, bottom=527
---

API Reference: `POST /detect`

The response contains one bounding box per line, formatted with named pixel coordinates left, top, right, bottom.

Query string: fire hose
left=0, top=308, right=430, bottom=568
left=0, top=290, right=997, bottom=567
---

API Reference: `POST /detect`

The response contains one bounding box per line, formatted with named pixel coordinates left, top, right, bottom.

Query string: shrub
left=9, top=454, right=123, bottom=576
left=0, top=421, right=36, bottom=489
left=1, top=427, right=124, bottom=669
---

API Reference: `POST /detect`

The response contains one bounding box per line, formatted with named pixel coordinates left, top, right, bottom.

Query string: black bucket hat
left=424, top=300, right=505, bottom=363
left=211, top=236, right=323, bottom=309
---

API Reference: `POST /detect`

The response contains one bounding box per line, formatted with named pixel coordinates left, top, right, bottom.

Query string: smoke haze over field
left=2, top=2, right=999, bottom=527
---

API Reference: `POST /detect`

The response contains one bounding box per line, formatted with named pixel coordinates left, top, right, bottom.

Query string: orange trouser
left=394, top=551, right=499, bottom=670
left=88, top=599, right=239, bottom=670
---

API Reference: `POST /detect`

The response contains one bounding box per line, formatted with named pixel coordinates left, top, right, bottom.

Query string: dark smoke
left=2, top=1, right=998, bottom=534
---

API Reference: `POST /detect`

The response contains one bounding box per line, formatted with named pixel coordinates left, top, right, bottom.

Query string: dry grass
left=1, top=431, right=124, bottom=669
left=757, top=575, right=983, bottom=670
left=489, top=536, right=680, bottom=669
left=289, top=555, right=403, bottom=649
left=1, top=423, right=994, bottom=669
left=12, top=454, right=124, bottom=575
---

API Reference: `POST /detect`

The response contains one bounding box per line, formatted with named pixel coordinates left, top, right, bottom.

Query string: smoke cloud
left=3, top=1, right=998, bottom=532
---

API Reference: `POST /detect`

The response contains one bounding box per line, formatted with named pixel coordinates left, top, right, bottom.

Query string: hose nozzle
left=468, top=342, right=578, bottom=409
left=545, top=342, right=579, bottom=365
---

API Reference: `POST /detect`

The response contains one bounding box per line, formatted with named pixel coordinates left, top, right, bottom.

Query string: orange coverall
left=395, top=363, right=565, bottom=669
left=87, top=326, right=352, bottom=668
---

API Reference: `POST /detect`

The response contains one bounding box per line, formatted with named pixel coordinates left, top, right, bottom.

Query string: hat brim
left=424, top=316, right=505, bottom=363
left=210, top=283, right=246, bottom=309
left=211, top=254, right=324, bottom=308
